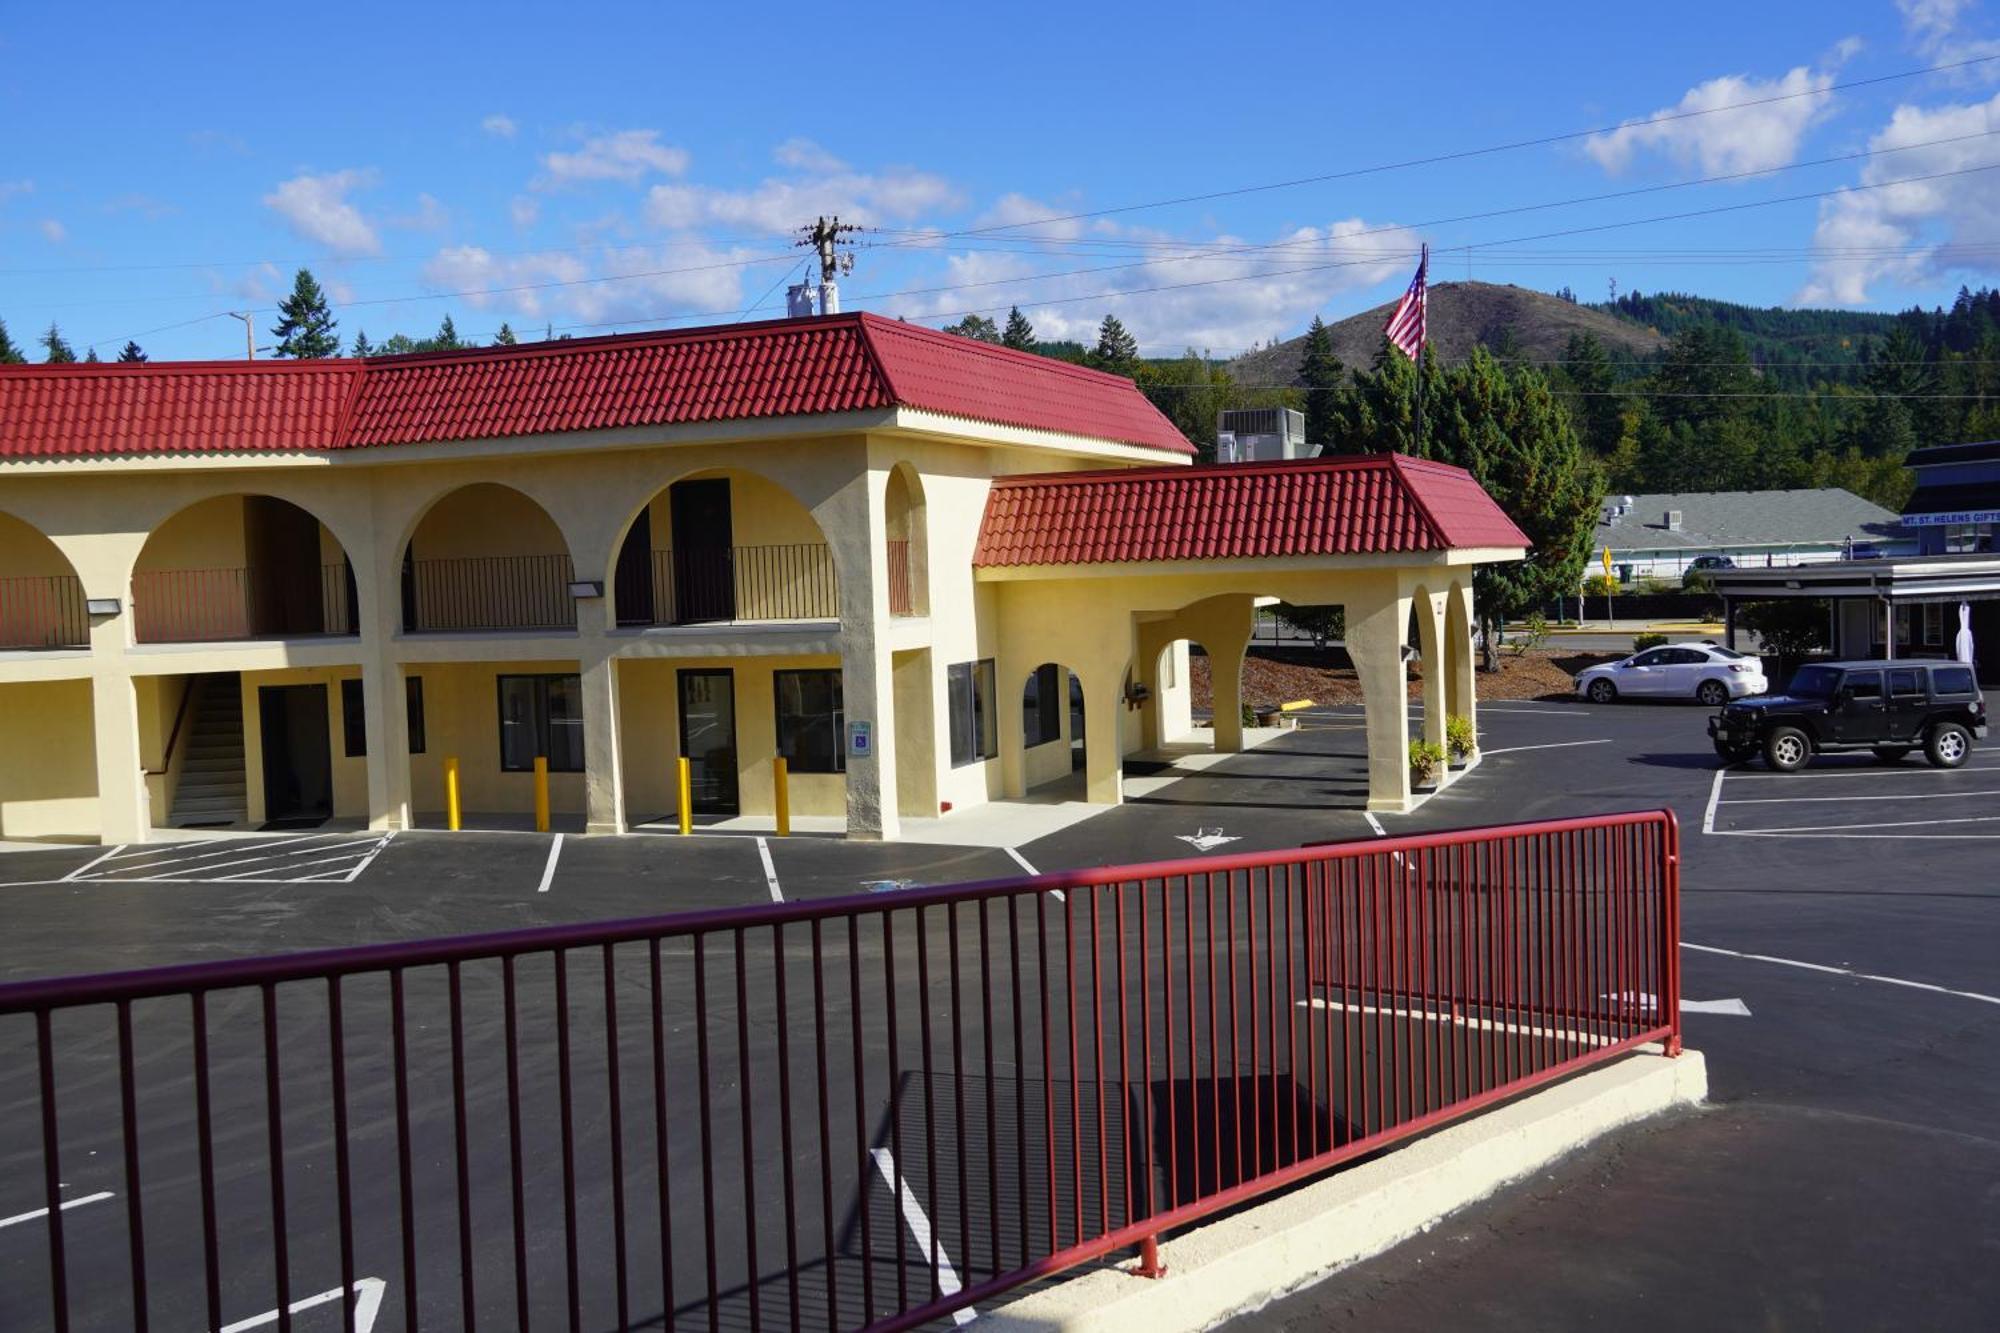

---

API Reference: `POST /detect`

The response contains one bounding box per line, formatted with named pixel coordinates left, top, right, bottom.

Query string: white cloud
left=0, top=179, right=31, bottom=205
left=645, top=165, right=958, bottom=234
left=510, top=194, right=540, bottom=227
left=878, top=218, right=1418, bottom=355
left=38, top=218, right=65, bottom=243
left=391, top=192, right=449, bottom=231
left=420, top=239, right=763, bottom=325
left=482, top=113, right=518, bottom=139
left=540, top=129, right=690, bottom=186
left=1898, top=0, right=2000, bottom=71
left=262, top=168, right=382, bottom=257
left=773, top=137, right=847, bottom=173
left=1797, top=90, right=2000, bottom=304
left=973, top=193, right=1088, bottom=241
left=1584, top=60, right=1844, bottom=176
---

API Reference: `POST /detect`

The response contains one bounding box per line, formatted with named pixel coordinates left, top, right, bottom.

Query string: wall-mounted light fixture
left=1399, top=644, right=1419, bottom=663
left=567, top=581, right=604, bottom=599
left=85, top=597, right=121, bottom=616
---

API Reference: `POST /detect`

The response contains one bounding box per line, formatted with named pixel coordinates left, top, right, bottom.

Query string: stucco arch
left=1445, top=579, right=1477, bottom=746
left=131, top=493, right=360, bottom=641
left=883, top=461, right=928, bottom=615
left=1410, top=582, right=1447, bottom=754
left=398, top=482, right=578, bottom=633
left=0, top=509, right=89, bottom=648
left=1018, top=659, right=1085, bottom=790
left=605, top=466, right=838, bottom=626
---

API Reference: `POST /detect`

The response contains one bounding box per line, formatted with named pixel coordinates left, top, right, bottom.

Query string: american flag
left=1384, top=244, right=1428, bottom=361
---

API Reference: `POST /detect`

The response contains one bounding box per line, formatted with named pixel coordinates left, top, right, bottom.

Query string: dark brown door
left=244, top=497, right=325, bottom=636
left=670, top=479, right=734, bottom=623
left=614, top=507, right=656, bottom=626
left=259, top=684, right=333, bottom=822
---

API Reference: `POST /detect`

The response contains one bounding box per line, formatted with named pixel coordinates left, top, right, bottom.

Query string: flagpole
left=1414, top=243, right=1427, bottom=455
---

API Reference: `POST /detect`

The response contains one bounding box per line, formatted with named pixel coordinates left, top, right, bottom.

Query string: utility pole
left=227, top=311, right=255, bottom=361
left=795, top=216, right=859, bottom=314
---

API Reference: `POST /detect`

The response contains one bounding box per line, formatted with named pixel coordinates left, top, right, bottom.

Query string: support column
left=361, top=655, right=412, bottom=832
left=996, top=650, right=1030, bottom=800
left=581, top=651, right=626, bottom=835
left=1415, top=589, right=1447, bottom=754
left=1081, top=667, right=1126, bottom=806
left=91, top=672, right=149, bottom=844
left=1347, top=575, right=1414, bottom=814
left=821, top=462, right=900, bottom=841
left=1446, top=581, right=1478, bottom=755
left=1178, top=596, right=1256, bottom=753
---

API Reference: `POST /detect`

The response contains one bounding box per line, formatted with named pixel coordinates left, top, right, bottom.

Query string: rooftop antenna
left=796, top=215, right=860, bottom=314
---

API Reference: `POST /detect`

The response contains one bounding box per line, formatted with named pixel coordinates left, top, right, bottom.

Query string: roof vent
left=1665, top=509, right=1683, bottom=531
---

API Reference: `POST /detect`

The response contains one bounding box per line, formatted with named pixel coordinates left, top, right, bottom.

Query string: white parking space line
left=1004, top=846, right=1038, bottom=876
left=1684, top=941, right=2000, bottom=1008
left=218, top=1277, right=385, bottom=1333
left=1480, top=739, right=1614, bottom=756
left=535, top=834, right=565, bottom=895
left=1702, top=768, right=1727, bottom=835
left=60, top=846, right=124, bottom=880
left=101, top=832, right=351, bottom=872
left=58, top=832, right=397, bottom=885
left=756, top=837, right=782, bottom=903
left=0, top=1190, right=114, bottom=1231
left=1720, top=762, right=2000, bottom=781
left=1720, top=788, right=2000, bottom=805
left=1363, top=812, right=1386, bottom=837
left=1731, top=814, right=2000, bottom=835
left=869, top=1149, right=974, bottom=1326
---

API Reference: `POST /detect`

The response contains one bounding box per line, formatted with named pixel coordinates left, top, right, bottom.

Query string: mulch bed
left=1189, top=647, right=1618, bottom=709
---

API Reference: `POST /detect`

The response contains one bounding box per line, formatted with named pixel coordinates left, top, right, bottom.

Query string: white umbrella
left=1957, top=601, right=1976, bottom=666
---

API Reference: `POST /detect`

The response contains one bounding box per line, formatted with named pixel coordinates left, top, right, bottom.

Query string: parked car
left=1682, top=554, right=1735, bottom=589
left=1708, top=659, right=1987, bottom=771
left=1575, top=642, right=1767, bottom=706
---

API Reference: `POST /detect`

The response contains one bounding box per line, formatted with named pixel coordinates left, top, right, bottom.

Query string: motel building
left=0, top=313, right=1526, bottom=847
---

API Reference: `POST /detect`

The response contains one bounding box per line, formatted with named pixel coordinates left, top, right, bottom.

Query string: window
left=1664, top=648, right=1707, bottom=665
left=948, top=659, right=998, bottom=767
left=341, top=679, right=367, bottom=757
left=1791, top=666, right=1840, bottom=699
left=774, top=670, right=844, bottom=773
left=1934, top=666, right=1976, bottom=696
left=1889, top=669, right=1922, bottom=698
left=1023, top=663, right=1062, bottom=747
left=496, top=674, right=585, bottom=772
left=1923, top=603, right=1944, bottom=648
left=1844, top=671, right=1883, bottom=701
left=1632, top=648, right=1672, bottom=667
left=406, top=676, right=427, bottom=755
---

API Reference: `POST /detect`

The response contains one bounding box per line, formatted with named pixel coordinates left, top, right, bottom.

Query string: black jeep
left=1708, top=660, right=1987, bottom=771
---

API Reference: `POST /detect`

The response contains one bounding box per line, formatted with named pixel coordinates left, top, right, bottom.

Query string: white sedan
left=1575, top=643, right=1768, bottom=706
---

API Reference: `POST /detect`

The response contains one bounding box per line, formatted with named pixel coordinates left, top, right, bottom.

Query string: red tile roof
left=973, top=454, right=1531, bottom=567
left=0, top=313, right=1192, bottom=460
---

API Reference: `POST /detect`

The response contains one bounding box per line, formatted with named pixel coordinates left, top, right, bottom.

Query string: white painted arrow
left=1176, top=828, right=1240, bottom=852
left=219, top=1277, right=384, bottom=1333
left=1603, top=990, right=1751, bottom=1017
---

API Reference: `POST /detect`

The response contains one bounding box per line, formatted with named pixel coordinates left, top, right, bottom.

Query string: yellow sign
left=1602, top=546, right=1613, bottom=577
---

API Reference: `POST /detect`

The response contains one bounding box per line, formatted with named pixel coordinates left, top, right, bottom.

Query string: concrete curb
left=974, top=1046, right=1707, bottom=1332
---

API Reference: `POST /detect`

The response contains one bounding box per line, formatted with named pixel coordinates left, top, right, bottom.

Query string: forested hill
left=1596, top=292, right=1902, bottom=386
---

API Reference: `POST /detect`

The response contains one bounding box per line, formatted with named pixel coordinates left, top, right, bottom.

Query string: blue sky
left=5, top=0, right=2000, bottom=362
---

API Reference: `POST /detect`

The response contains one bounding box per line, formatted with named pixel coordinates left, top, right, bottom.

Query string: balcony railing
left=132, top=565, right=357, bottom=644
left=405, top=553, right=577, bottom=633
left=616, top=544, right=838, bottom=627
left=0, top=574, right=89, bottom=649
left=887, top=539, right=914, bottom=616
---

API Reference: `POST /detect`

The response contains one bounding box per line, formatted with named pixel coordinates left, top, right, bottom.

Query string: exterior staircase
left=168, top=675, right=248, bottom=827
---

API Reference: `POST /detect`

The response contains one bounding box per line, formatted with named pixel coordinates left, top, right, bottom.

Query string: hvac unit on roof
left=1665, top=509, right=1683, bottom=531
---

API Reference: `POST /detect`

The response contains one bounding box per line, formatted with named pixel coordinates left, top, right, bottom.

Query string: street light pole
left=226, top=312, right=254, bottom=361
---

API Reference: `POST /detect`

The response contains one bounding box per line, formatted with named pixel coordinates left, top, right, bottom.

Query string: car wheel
left=1696, top=679, right=1729, bottom=707
left=1872, top=746, right=1911, bottom=764
left=1587, top=678, right=1617, bottom=705
left=1764, top=725, right=1812, bottom=772
left=1926, top=722, right=1972, bottom=769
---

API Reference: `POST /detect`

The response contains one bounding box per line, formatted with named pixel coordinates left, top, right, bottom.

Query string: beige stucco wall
left=0, top=510, right=78, bottom=578
left=0, top=678, right=98, bottom=840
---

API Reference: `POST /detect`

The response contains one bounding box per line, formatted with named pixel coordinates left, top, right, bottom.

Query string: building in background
left=1595, top=489, right=1913, bottom=584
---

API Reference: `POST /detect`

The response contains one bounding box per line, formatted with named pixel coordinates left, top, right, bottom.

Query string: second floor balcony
left=0, top=574, right=89, bottom=650
left=132, top=564, right=357, bottom=644
left=614, top=543, right=839, bottom=627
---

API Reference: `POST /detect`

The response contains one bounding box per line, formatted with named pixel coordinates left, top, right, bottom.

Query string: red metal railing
left=131, top=566, right=356, bottom=643
left=887, top=540, right=913, bottom=616
left=616, top=544, right=839, bottom=627
left=405, top=554, right=576, bottom=632
left=0, top=810, right=1678, bottom=1332
left=0, top=574, right=89, bottom=649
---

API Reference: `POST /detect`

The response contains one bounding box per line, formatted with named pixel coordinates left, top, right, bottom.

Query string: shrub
left=1582, top=573, right=1621, bottom=599
left=1445, top=714, right=1476, bottom=760
left=1682, top=569, right=1716, bottom=594
left=1241, top=702, right=1258, bottom=727
left=1637, top=575, right=1675, bottom=596
left=1633, top=632, right=1668, bottom=652
left=1737, top=599, right=1829, bottom=662
left=1513, top=611, right=1550, bottom=656
left=1409, top=738, right=1447, bottom=782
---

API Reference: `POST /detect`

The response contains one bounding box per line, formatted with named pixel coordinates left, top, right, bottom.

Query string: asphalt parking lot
left=2, top=697, right=1995, bottom=1328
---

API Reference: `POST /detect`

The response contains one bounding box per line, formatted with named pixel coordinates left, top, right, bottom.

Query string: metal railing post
left=773, top=756, right=790, bottom=838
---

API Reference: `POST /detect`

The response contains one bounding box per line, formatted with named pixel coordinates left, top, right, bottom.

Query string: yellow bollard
left=444, top=756, right=461, bottom=832
left=677, top=756, right=693, bottom=836
left=773, top=756, right=790, bottom=838
left=533, top=756, right=550, bottom=833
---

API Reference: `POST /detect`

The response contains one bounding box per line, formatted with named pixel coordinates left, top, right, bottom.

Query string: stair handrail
left=145, top=677, right=200, bottom=777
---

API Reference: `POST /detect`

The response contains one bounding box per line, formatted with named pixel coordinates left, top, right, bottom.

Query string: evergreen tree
left=40, top=322, right=76, bottom=363
left=271, top=269, right=340, bottom=359
left=84, top=347, right=101, bottom=363
left=1556, top=332, right=1624, bottom=456
left=1001, top=306, right=1036, bottom=351
left=494, top=322, right=518, bottom=346
left=0, top=318, right=25, bottom=364
left=1091, top=314, right=1139, bottom=374
left=117, top=340, right=147, bottom=363
left=942, top=314, right=1000, bottom=343
left=350, top=331, right=373, bottom=357
left=1296, top=316, right=1344, bottom=447
left=433, top=314, right=463, bottom=350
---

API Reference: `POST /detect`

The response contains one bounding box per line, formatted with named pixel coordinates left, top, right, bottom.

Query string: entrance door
left=678, top=668, right=739, bottom=815
left=259, top=684, right=334, bottom=824
left=670, top=479, right=735, bottom=624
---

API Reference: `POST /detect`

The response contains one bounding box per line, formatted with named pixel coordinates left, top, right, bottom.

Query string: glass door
left=677, top=668, right=739, bottom=815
